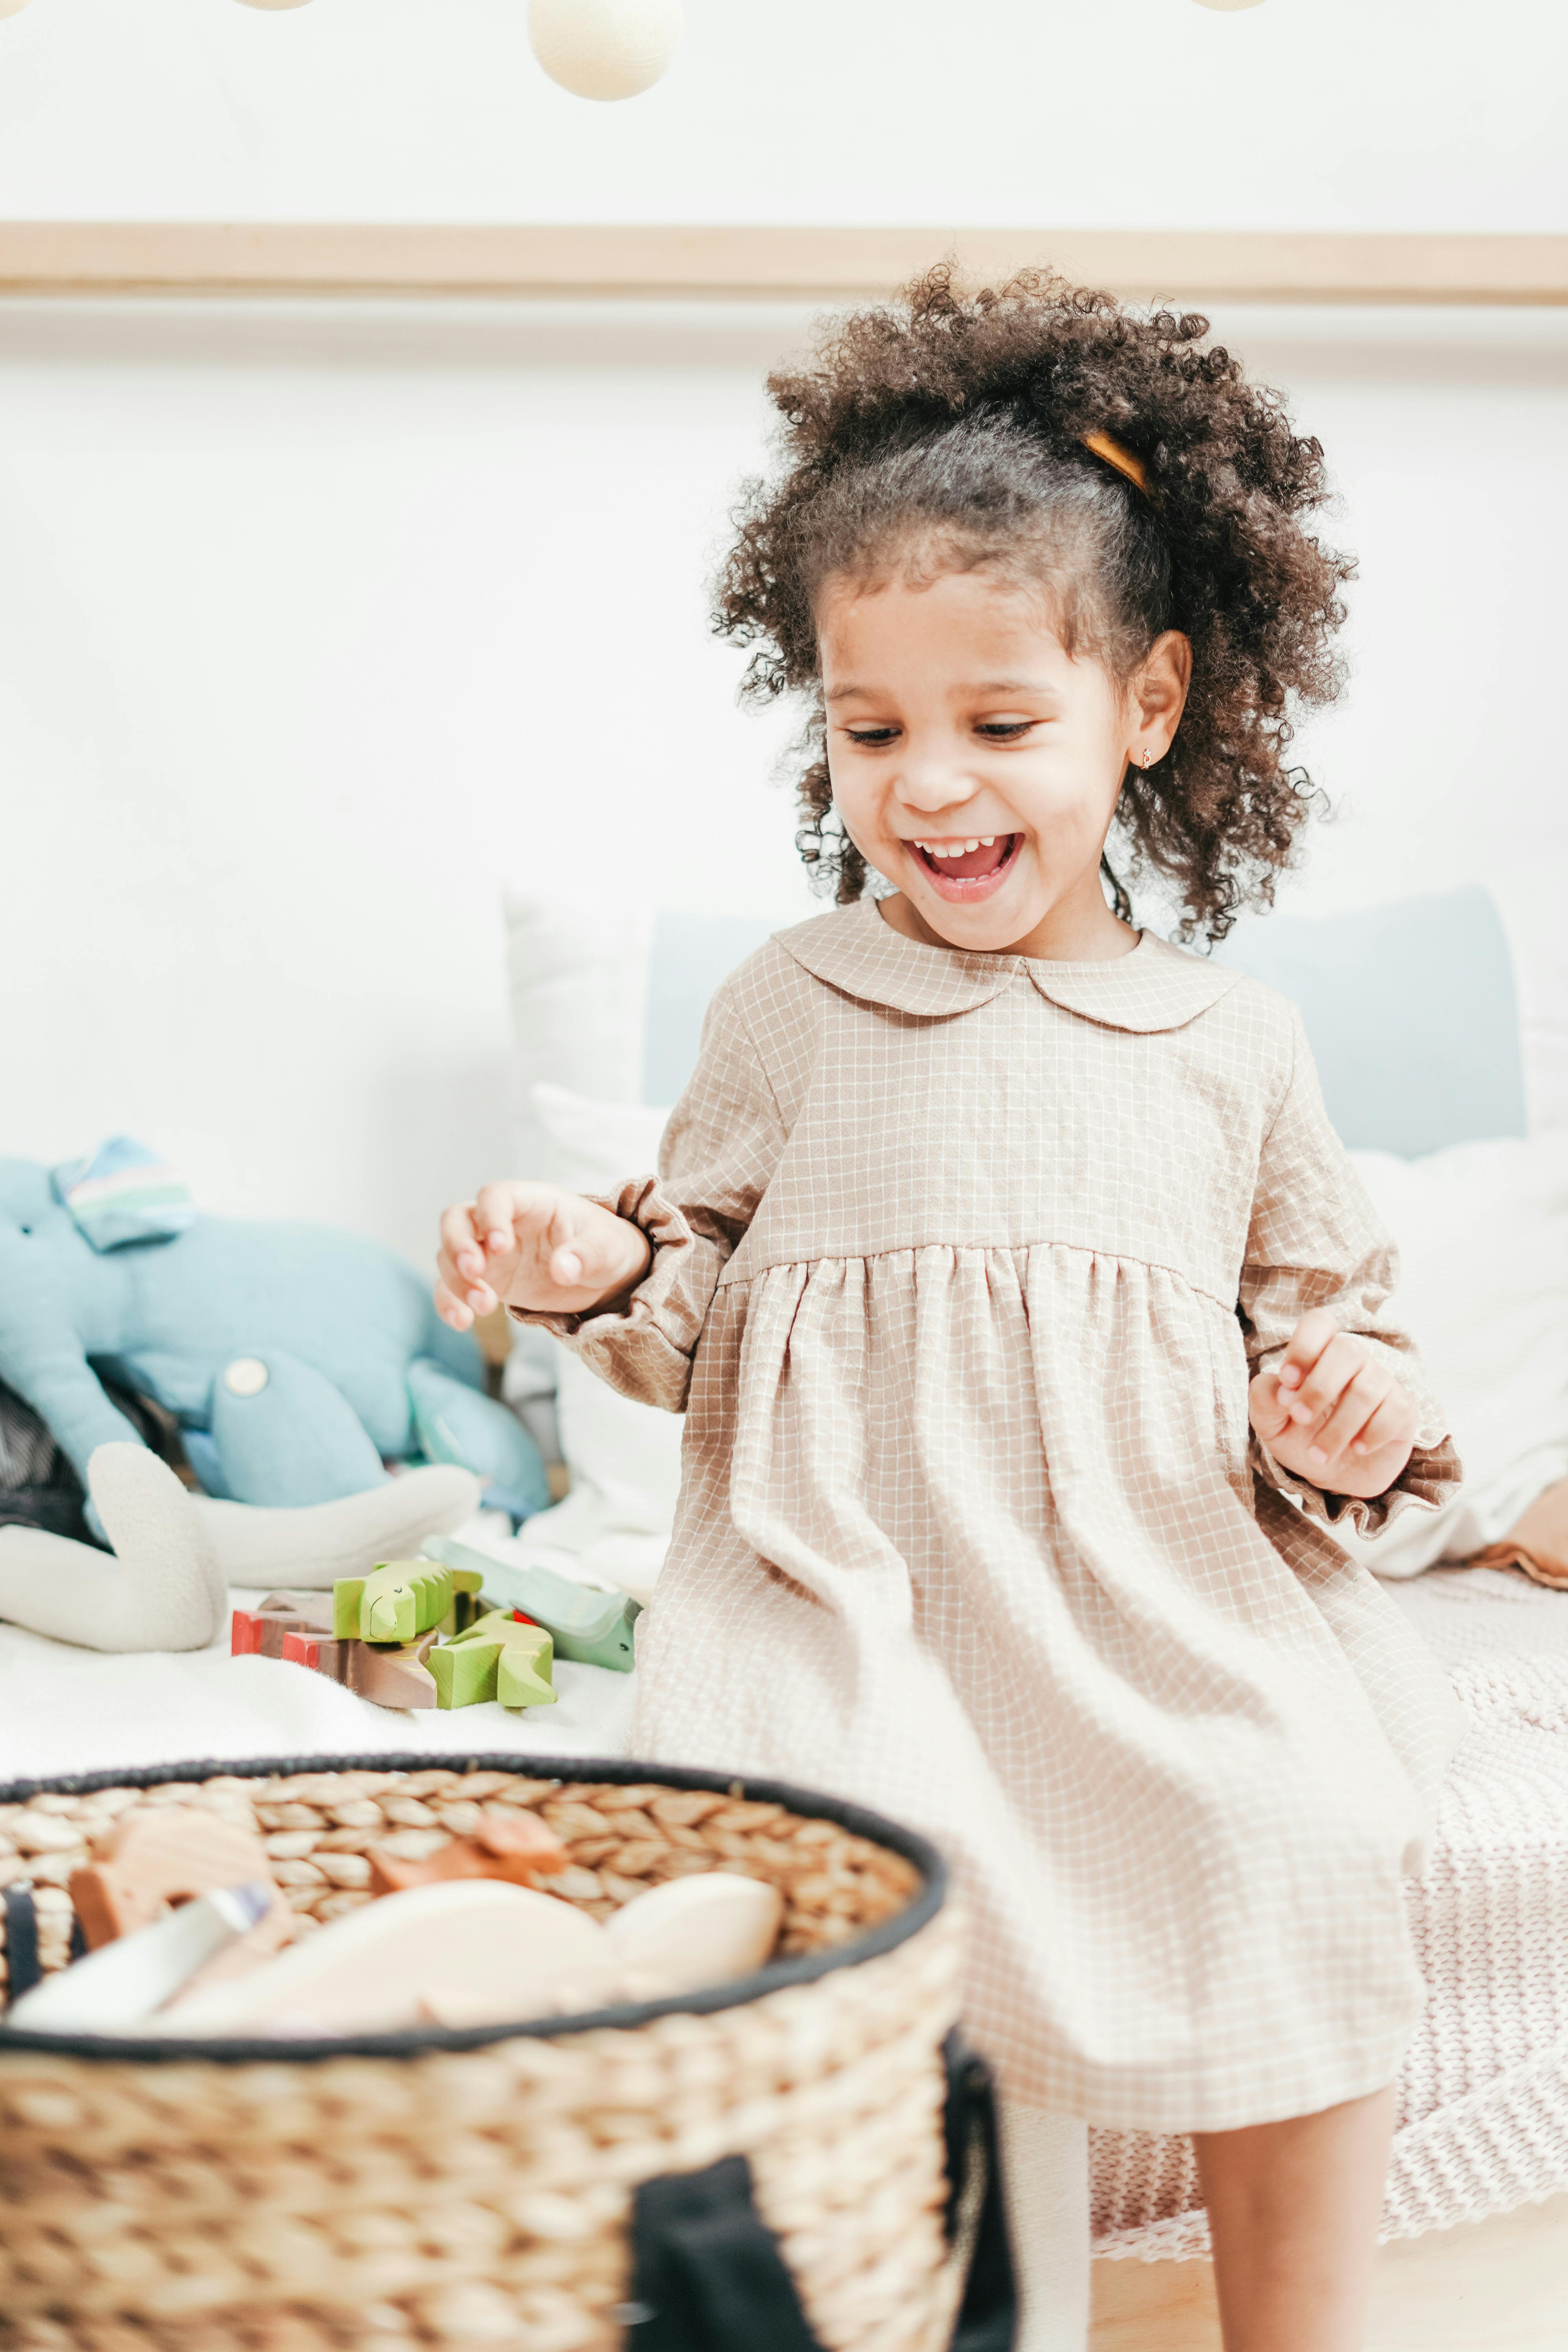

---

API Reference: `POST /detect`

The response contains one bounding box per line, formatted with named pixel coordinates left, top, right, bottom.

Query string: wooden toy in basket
left=0, top=1754, right=1014, bottom=2352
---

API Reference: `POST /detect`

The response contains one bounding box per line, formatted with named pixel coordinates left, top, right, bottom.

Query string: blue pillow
left=1216, top=884, right=1526, bottom=1157
left=643, top=912, right=777, bottom=1105
left=645, top=887, right=1527, bottom=1160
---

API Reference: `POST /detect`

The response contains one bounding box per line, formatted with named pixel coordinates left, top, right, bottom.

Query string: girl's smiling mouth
left=905, top=832, right=1021, bottom=899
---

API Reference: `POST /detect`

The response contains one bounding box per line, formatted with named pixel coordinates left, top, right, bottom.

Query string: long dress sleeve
left=510, top=976, right=789, bottom=1412
left=1240, top=1007, right=1463, bottom=1540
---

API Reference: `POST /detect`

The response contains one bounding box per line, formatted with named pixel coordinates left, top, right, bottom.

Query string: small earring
left=1142, top=748, right=1153, bottom=768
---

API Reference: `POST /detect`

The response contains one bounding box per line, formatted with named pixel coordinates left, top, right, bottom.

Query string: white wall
left=3, top=298, right=1566, bottom=1271
left=0, top=298, right=817, bottom=1265
left=0, top=0, right=1565, bottom=1266
left=0, top=0, right=1560, bottom=233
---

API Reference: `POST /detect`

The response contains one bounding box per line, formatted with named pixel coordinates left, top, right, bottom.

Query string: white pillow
left=529, top=1081, right=670, bottom=1198
left=503, top=894, right=657, bottom=1183
left=1342, top=1130, right=1568, bottom=1575
left=503, top=1082, right=679, bottom=1608
left=1490, top=865, right=1568, bottom=1136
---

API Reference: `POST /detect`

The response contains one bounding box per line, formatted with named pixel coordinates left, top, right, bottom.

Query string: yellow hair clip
left=1081, top=430, right=1149, bottom=494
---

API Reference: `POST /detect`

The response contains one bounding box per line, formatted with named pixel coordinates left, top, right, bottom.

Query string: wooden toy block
left=68, top=1806, right=293, bottom=1987
left=333, top=1559, right=454, bottom=1644
left=429, top=1614, right=556, bottom=1711
left=427, top=1535, right=641, bottom=1671
left=280, top=1627, right=350, bottom=1683
left=438, top=1565, right=486, bottom=1638
left=278, top=1626, right=439, bottom=1710
left=367, top=1810, right=569, bottom=1896
left=231, top=1590, right=334, bottom=1658
left=349, top=1629, right=440, bottom=1709
left=497, top=1631, right=556, bottom=1710
left=429, top=1638, right=503, bottom=1710
left=257, top=1589, right=336, bottom=1623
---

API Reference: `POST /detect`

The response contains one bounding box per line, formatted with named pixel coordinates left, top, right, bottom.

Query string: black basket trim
left=0, top=1751, right=947, bottom=2066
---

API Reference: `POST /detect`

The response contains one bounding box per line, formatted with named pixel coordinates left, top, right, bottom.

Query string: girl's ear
left=1127, top=632, right=1193, bottom=768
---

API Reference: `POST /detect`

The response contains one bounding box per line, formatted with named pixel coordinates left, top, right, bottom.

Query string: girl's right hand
left=435, top=1182, right=652, bottom=1331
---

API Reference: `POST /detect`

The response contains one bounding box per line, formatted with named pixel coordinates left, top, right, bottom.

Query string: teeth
left=911, top=834, right=1006, bottom=860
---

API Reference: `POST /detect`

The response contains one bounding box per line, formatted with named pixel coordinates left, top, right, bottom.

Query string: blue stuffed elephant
left=0, top=1149, right=548, bottom=1523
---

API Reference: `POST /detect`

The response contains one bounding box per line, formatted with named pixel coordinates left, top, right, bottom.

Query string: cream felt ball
left=0, top=1, right=33, bottom=18
left=529, top=0, right=682, bottom=100
left=232, top=0, right=314, bottom=11
left=1190, top=0, right=1268, bottom=10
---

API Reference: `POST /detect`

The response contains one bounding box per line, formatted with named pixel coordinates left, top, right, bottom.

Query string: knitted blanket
left=1092, top=1566, right=1568, bottom=2256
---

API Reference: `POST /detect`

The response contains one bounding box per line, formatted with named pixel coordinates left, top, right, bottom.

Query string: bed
left=4, top=876, right=1567, bottom=2352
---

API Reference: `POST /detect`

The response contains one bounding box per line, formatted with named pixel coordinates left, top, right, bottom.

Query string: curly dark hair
left=714, top=264, right=1353, bottom=942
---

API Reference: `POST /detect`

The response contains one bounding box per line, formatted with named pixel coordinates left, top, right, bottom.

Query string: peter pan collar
left=777, top=900, right=1243, bottom=1035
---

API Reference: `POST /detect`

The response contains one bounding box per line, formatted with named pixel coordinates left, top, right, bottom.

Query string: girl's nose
left=895, top=755, right=980, bottom=816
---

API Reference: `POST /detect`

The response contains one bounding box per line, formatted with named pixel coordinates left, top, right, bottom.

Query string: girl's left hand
left=1247, top=1308, right=1419, bottom=1500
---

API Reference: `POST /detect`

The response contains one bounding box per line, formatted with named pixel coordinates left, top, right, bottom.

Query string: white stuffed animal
left=0, top=1444, right=480, bottom=1654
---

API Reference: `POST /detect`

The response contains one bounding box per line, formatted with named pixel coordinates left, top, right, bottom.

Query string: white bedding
left=0, top=1589, right=636, bottom=1786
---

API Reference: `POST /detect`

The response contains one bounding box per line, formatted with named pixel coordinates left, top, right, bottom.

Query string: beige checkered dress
left=529, top=903, right=1467, bottom=2132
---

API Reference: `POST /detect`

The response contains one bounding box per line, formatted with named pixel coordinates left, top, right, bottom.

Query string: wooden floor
left=1089, top=2193, right=1568, bottom=2351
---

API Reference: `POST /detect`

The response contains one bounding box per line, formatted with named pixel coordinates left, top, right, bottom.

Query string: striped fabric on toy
left=50, top=1136, right=195, bottom=1252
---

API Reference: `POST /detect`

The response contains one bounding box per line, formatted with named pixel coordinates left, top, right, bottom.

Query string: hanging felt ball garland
left=528, top=0, right=682, bottom=100
left=0, top=0, right=688, bottom=98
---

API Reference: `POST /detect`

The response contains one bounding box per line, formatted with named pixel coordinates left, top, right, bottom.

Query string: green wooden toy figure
left=425, top=1535, right=640, bottom=1671
left=429, top=1609, right=557, bottom=1711
left=332, top=1558, right=483, bottom=1644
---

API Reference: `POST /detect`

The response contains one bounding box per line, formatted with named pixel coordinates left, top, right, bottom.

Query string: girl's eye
left=844, top=726, right=899, bottom=746
left=976, top=721, right=1036, bottom=741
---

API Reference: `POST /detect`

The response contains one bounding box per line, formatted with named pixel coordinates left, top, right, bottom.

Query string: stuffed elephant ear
left=187, top=1463, right=482, bottom=1590
left=0, top=1444, right=226, bottom=1653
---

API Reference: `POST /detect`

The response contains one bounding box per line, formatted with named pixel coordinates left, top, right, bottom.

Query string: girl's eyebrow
left=825, top=676, right=1053, bottom=704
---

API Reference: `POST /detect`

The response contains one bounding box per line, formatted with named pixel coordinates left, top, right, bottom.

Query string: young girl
left=438, top=270, right=1464, bottom=2352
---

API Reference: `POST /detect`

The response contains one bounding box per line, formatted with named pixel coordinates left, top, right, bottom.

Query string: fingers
left=1247, top=1369, right=1293, bottom=1443
left=1275, top=1307, right=1339, bottom=1395
left=1273, top=1325, right=1417, bottom=1472
left=1280, top=1332, right=1367, bottom=1461
left=1348, top=1389, right=1418, bottom=1460
left=438, top=1190, right=528, bottom=1328
left=436, top=1245, right=493, bottom=1326
left=436, top=1185, right=650, bottom=1327
left=439, top=1202, right=486, bottom=1284
left=436, top=1205, right=496, bottom=1327
left=434, top=1275, right=474, bottom=1333
left=474, top=1182, right=524, bottom=1256
left=1309, top=1360, right=1397, bottom=1467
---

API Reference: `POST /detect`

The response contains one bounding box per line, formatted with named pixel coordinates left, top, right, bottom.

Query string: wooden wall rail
left=0, top=225, right=1563, bottom=304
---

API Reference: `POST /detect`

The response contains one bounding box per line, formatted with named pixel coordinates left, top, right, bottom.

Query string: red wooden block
left=231, top=1609, right=264, bottom=1657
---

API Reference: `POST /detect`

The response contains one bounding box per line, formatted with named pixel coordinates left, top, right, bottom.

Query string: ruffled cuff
left=1249, top=1337, right=1463, bottom=1541
left=508, top=1177, right=707, bottom=1414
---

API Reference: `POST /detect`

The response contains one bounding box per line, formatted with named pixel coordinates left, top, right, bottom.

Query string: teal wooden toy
left=429, top=1610, right=556, bottom=1711
left=334, top=1559, right=454, bottom=1644
left=426, top=1535, right=641, bottom=1671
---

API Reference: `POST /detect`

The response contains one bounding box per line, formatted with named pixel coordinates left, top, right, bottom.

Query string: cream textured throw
left=1093, top=1568, right=1568, bottom=2256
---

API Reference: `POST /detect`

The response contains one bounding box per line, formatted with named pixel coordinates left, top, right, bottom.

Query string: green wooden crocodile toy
left=425, top=1534, right=640, bottom=1671
left=430, top=1609, right=556, bottom=1710
left=332, top=1557, right=483, bottom=1645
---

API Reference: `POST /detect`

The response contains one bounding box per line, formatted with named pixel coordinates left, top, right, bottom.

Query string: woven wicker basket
left=0, top=1753, right=1013, bottom=2352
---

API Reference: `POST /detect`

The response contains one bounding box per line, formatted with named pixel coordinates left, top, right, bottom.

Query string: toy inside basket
left=0, top=1754, right=1004, bottom=2352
